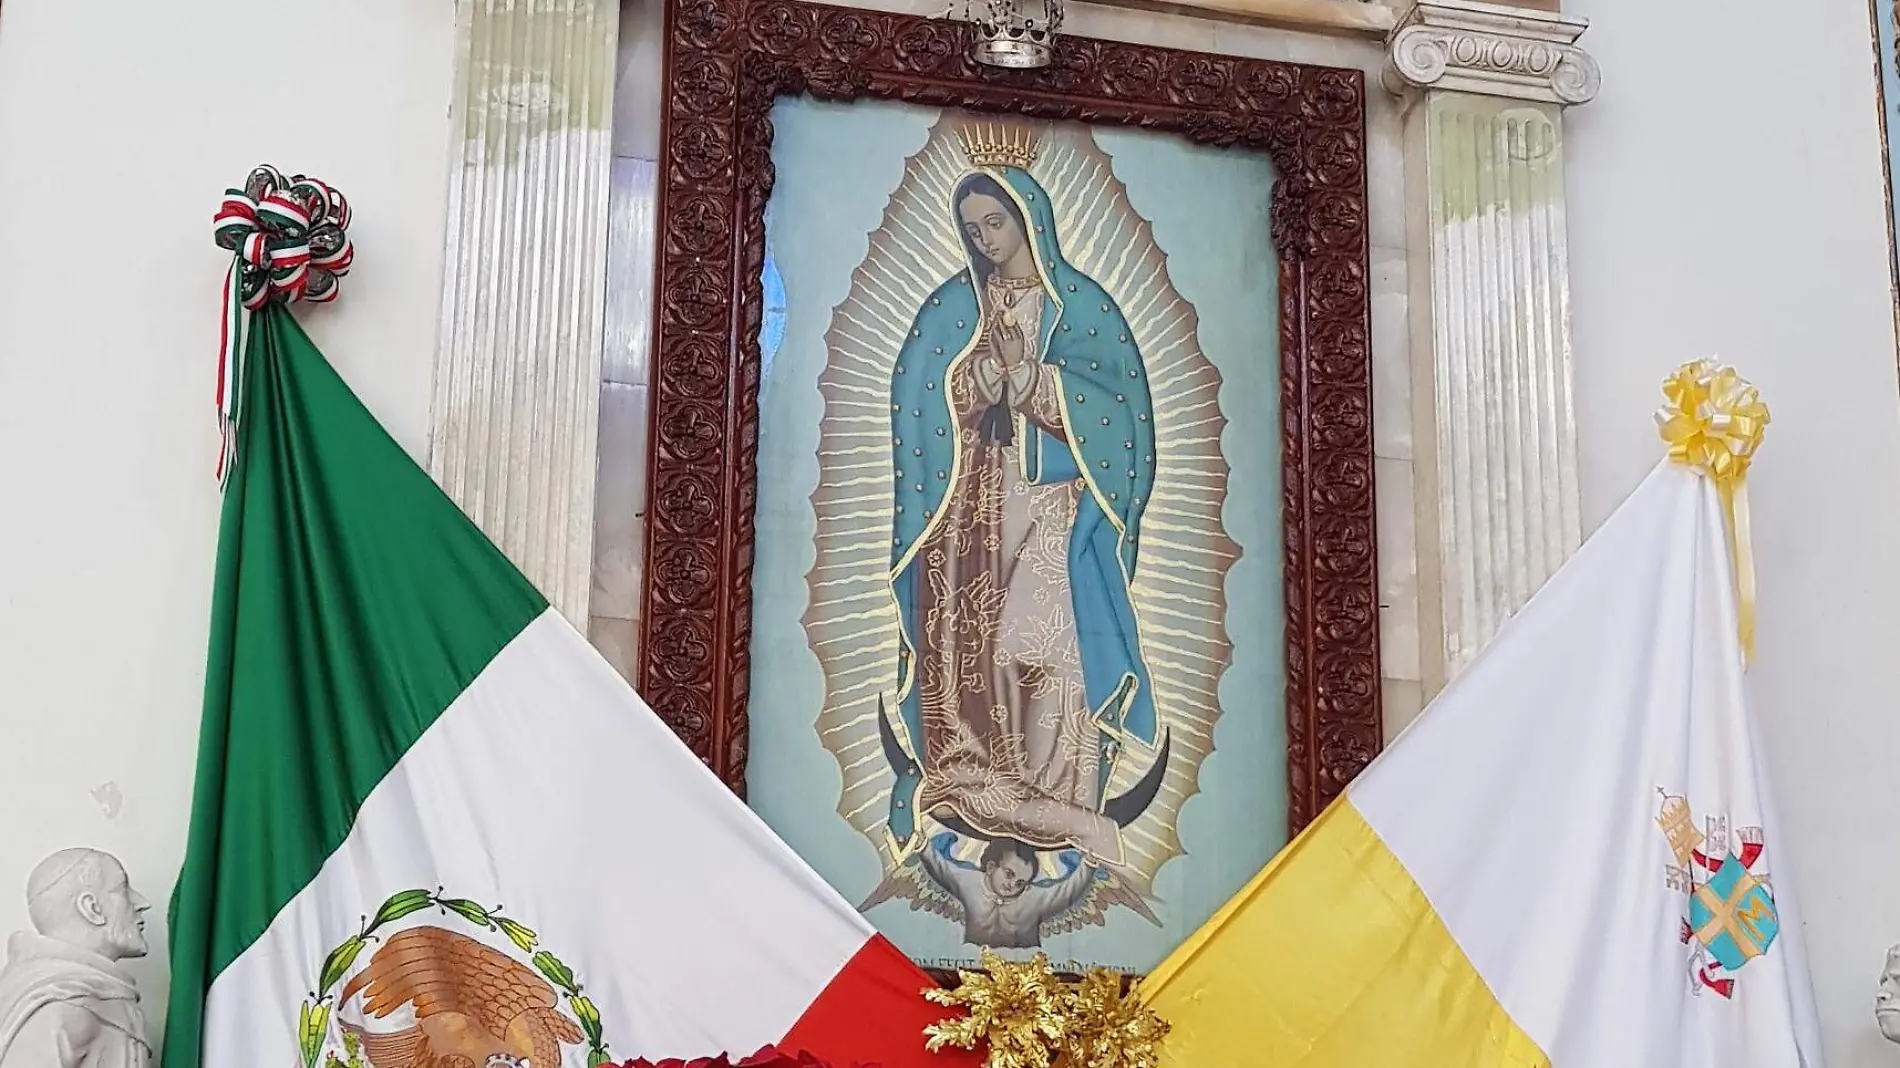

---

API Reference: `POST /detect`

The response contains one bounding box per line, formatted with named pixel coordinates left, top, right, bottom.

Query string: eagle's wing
left=523, top=1008, right=586, bottom=1068
left=342, top=926, right=563, bottom=1044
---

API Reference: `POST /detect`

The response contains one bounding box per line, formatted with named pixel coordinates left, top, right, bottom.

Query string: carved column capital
left=1383, top=0, right=1599, bottom=106
left=1388, top=2, right=1594, bottom=686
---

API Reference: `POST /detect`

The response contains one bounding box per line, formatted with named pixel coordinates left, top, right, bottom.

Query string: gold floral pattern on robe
left=913, top=289, right=1121, bottom=861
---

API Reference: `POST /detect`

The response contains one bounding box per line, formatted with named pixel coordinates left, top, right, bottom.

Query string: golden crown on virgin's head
left=956, top=122, right=1042, bottom=170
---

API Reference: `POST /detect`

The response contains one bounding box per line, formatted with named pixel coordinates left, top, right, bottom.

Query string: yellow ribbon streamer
left=1655, top=358, right=1769, bottom=663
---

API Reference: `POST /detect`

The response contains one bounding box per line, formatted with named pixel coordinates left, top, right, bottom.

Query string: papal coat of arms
left=1656, top=790, right=1781, bottom=999
left=297, top=890, right=609, bottom=1068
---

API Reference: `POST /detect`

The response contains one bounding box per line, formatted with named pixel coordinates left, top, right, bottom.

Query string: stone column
left=429, top=0, right=621, bottom=626
left=1383, top=0, right=1598, bottom=692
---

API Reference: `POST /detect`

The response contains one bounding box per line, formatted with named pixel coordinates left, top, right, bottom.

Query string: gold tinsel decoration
left=925, top=951, right=1067, bottom=1068
left=923, top=950, right=1170, bottom=1068
left=1059, top=970, right=1169, bottom=1068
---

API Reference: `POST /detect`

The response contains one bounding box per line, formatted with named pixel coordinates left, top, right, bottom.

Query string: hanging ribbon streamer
left=1655, top=358, right=1770, bottom=663
left=211, top=165, right=353, bottom=484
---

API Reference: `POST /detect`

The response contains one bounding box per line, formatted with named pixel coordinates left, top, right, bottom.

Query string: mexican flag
left=161, top=309, right=975, bottom=1068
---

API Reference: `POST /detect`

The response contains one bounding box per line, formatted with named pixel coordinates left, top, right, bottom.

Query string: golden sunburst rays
left=801, top=127, right=967, bottom=842
left=799, top=116, right=1240, bottom=902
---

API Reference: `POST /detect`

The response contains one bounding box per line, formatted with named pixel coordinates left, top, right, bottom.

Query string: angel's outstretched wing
left=1039, top=868, right=1161, bottom=937
left=859, top=861, right=966, bottom=924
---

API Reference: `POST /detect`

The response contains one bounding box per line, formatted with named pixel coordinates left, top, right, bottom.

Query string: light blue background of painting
left=745, top=95, right=1284, bottom=973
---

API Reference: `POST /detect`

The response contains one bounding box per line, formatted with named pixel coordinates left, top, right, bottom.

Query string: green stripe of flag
left=162, top=309, right=546, bottom=1068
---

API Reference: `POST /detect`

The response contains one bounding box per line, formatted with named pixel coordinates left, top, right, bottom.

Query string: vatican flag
left=161, top=307, right=978, bottom=1068
left=1141, top=370, right=1825, bottom=1066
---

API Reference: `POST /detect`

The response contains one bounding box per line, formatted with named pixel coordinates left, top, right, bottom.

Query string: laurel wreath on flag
left=297, top=888, right=612, bottom=1068
left=211, top=164, right=354, bottom=484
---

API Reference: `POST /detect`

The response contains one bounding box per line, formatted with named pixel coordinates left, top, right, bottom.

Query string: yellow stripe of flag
left=1138, top=800, right=1549, bottom=1067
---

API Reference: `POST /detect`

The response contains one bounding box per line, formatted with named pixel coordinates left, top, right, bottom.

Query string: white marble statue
left=0, top=850, right=152, bottom=1068
left=1879, top=944, right=1900, bottom=1044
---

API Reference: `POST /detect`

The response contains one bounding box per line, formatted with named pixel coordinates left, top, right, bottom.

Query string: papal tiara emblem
left=956, top=122, right=1041, bottom=170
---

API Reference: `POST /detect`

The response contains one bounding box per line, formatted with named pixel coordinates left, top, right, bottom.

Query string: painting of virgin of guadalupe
left=881, top=128, right=1168, bottom=868
left=745, top=101, right=1283, bottom=974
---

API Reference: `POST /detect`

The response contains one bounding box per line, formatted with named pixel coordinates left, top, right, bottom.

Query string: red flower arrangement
left=607, top=1045, right=879, bottom=1068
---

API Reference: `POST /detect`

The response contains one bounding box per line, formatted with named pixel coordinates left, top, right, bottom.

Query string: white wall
left=1564, top=0, right=1900, bottom=1060
left=0, top=0, right=455, bottom=1027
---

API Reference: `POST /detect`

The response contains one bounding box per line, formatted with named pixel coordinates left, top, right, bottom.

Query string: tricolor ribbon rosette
left=211, top=165, right=353, bottom=482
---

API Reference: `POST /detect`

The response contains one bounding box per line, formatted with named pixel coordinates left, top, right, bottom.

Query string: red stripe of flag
left=779, top=935, right=982, bottom=1067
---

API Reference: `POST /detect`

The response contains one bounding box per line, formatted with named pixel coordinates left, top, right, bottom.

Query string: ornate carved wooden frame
left=637, top=0, right=1382, bottom=838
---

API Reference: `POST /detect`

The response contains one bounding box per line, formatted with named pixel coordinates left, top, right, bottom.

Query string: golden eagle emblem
left=296, top=891, right=608, bottom=1068
left=339, top=926, right=584, bottom=1068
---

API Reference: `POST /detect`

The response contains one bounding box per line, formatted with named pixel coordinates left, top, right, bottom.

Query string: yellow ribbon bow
left=1655, top=358, right=1769, bottom=662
